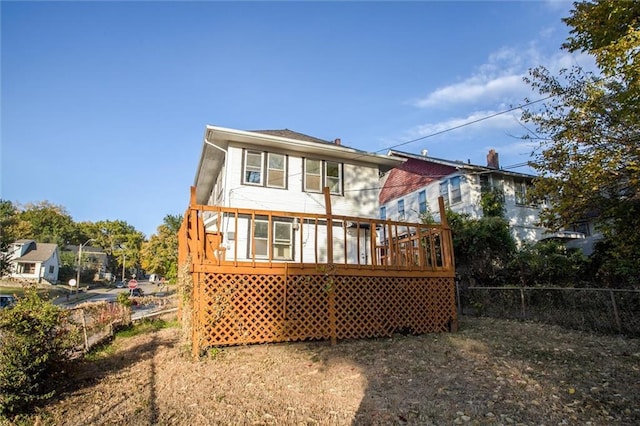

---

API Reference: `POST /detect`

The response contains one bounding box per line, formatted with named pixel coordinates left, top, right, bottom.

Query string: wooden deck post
left=324, top=187, right=337, bottom=345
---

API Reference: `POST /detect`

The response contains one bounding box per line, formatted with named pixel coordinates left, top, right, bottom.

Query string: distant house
left=6, top=239, right=60, bottom=283
left=64, top=245, right=109, bottom=280
left=380, top=149, right=557, bottom=247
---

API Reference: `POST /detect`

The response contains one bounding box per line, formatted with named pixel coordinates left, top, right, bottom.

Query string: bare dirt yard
left=26, top=315, right=640, bottom=425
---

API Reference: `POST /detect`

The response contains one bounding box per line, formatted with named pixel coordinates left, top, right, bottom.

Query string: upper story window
left=514, top=179, right=529, bottom=205
left=571, top=221, right=591, bottom=237
left=440, top=176, right=462, bottom=205
left=450, top=176, right=462, bottom=204
left=418, top=190, right=427, bottom=214
left=243, top=150, right=287, bottom=189
left=267, top=153, right=286, bottom=188
left=397, top=199, right=405, bottom=220
left=479, top=174, right=491, bottom=193
left=244, top=151, right=263, bottom=185
left=304, top=159, right=343, bottom=195
left=380, top=206, right=386, bottom=220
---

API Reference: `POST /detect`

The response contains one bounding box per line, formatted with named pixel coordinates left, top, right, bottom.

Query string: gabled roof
left=388, top=149, right=536, bottom=179
left=379, top=149, right=537, bottom=205
left=194, top=125, right=404, bottom=205
left=379, top=158, right=457, bottom=205
left=14, top=242, right=58, bottom=263
left=251, top=129, right=332, bottom=145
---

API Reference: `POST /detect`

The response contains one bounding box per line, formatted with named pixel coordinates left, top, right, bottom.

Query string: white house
left=379, top=149, right=556, bottom=247
left=193, top=126, right=404, bottom=264
left=6, top=239, right=60, bottom=283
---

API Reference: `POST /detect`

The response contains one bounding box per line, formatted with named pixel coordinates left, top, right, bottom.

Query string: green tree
left=522, top=0, right=640, bottom=287
left=447, top=211, right=516, bottom=286
left=0, top=200, right=18, bottom=276
left=88, top=220, right=144, bottom=279
left=140, top=214, right=182, bottom=282
left=0, top=287, right=75, bottom=416
left=12, top=201, right=81, bottom=247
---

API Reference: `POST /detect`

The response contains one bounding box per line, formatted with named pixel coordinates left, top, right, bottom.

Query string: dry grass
left=23, top=315, right=640, bottom=425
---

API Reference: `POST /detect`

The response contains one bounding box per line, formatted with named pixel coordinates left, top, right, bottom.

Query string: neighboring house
left=380, top=149, right=558, bottom=247
left=194, top=125, right=404, bottom=263
left=64, top=245, right=109, bottom=280
left=5, top=239, right=60, bottom=283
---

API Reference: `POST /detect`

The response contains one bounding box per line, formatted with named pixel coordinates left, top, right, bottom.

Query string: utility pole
left=76, top=239, right=94, bottom=295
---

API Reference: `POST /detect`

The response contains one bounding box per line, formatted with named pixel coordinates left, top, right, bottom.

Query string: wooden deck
left=179, top=187, right=457, bottom=355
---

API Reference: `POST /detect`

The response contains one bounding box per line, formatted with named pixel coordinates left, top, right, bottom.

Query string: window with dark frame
left=243, top=150, right=263, bottom=185
left=514, top=180, right=528, bottom=205
left=243, top=150, right=288, bottom=189
left=439, top=181, right=449, bottom=205
left=418, top=190, right=427, bottom=214
left=266, top=153, right=286, bottom=188
left=450, top=176, right=462, bottom=204
left=380, top=206, right=386, bottom=220
left=397, top=199, right=405, bottom=220
left=252, top=219, right=293, bottom=260
left=303, top=158, right=343, bottom=195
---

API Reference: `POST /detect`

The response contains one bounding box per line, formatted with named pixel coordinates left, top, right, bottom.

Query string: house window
left=21, top=263, right=36, bottom=274
left=273, top=222, right=292, bottom=260
left=243, top=150, right=288, bottom=188
left=266, top=153, right=286, bottom=188
left=244, top=150, right=264, bottom=185
left=304, top=159, right=322, bottom=192
left=397, top=199, right=405, bottom=220
left=252, top=219, right=293, bottom=260
left=479, top=174, right=491, bottom=193
left=450, top=176, right=462, bottom=204
left=418, top=190, right=427, bottom=214
left=439, top=181, right=449, bottom=205
left=380, top=206, right=386, bottom=220
left=304, top=159, right=343, bottom=195
left=514, top=180, right=528, bottom=205
left=572, top=221, right=591, bottom=237
left=48, top=265, right=54, bottom=274
left=325, top=161, right=342, bottom=195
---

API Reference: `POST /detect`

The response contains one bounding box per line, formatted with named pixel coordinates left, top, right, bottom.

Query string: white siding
left=217, top=146, right=380, bottom=218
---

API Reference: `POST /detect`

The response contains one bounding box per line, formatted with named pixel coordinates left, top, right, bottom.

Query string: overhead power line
left=374, top=95, right=554, bottom=154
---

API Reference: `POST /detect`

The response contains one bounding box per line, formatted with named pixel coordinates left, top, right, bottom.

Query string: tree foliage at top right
left=522, top=0, right=640, bottom=287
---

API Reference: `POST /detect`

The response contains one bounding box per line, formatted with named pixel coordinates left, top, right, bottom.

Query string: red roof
left=379, top=158, right=456, bottom=205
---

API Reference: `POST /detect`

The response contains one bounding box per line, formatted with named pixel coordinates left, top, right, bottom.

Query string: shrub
left=0, top=287, right=76, bottom=417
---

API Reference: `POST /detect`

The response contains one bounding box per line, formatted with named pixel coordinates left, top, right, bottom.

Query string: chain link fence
left=457, top=285, right=640, bottom=337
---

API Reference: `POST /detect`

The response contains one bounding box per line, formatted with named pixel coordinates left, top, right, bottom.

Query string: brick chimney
left=334, top=138, right=341, bottom=145
left=487, top=149, right=499, bottom=169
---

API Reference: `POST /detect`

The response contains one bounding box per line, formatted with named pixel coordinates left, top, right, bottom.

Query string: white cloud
left=414, top=74, right=524, bottom=108
left=410, top=110, right=521, bottom=139
left=411, top=44, right=595, bottom=109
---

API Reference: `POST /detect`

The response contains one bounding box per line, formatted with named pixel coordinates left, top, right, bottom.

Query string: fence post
left=610, top=289, right=622, bottom=334
left=81, top=309, right=89, bottom=352
left=520, top=287, right=526, bottom=318
left=324, top=187, right=337, bottom=345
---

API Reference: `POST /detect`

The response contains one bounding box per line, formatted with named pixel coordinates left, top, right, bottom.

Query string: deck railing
left=178, top=187, right=457, bottom=354
left=180, top=192, right=454, bottom=275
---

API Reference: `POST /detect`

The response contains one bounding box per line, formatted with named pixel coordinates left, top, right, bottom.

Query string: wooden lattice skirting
left=192, top=269, right=457, bottom=350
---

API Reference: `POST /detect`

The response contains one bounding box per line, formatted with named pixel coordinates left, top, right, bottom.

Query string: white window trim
left=243, top=150, right=264, bottom=186
left=304, top=158, right=343, bottom=195
left=252, top=219, right=293, bottom=260
left=266, top=152, right=287, bottom=189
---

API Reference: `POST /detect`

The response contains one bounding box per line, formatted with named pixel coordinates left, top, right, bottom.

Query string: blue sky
left=1, top=1, right=592, bottom=237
